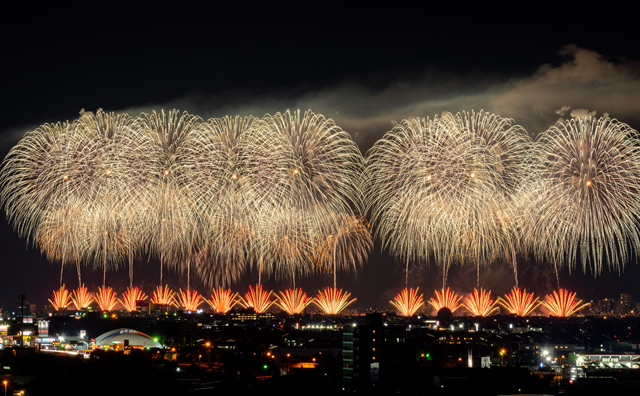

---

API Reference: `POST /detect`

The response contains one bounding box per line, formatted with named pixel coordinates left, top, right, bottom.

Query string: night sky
left=1, top=2, right=639, bottom=307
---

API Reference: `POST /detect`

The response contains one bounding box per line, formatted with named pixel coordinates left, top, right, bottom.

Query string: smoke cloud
left=3, top=45, right=639, bottom=153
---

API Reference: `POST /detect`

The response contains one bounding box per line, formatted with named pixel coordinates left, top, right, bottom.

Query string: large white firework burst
left=520, top=116, right=640, bottom=274
left=366, top=111, right=531, bottom=284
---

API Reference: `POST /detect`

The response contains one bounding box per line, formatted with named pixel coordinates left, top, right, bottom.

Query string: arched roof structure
left=95, top=328, right=162, bottom=348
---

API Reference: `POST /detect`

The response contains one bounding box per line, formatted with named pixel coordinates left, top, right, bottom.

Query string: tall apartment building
left=343, top=313, right=408, bottom=391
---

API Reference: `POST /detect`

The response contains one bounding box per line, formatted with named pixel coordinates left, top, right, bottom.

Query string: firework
left=258, top=206, right=314, bottom=284
left=187, top=116, right=260, bottom=287
left=0, top=109, right=368, bottom=289
left=313, top=213, right=372, bottom=289
left=521, top=117, right=640, bottom=275
left=429, top=288, right=463, bottom=313
left=176, top=289, right=203, bottom=311
left=497, top=287, right=540, bottom=316
left=276, top=288, right=313, bottom=315
left=463, top=288, right=498, bottom=316
left=366, top=112, right=530, bottom=287
left=247, top=110, right=366, bottom=283
left=87, top=203, right=131, bottom=288
left=0, top=121, right=76, bottom=239
left=542, top=289, right=590, bottom=317
left=119, top=287, right=148, bottom=312
left=134, top=110, right=202, bottom=286
left=95, top=286, right=118, bottom=311
left=71, top=284, right=93, bottom=310
left=151, top=284, right=176, bottom=306
left=252, top=110, right=365, bottom=215
left=241, top=284, right=275, bottom=314
left=390, top=287, right=424, bottom=316
left=314, top=287, right=356, bottom=315
left=196, top=193, right=256, bottom=288
left=206, top=287, right=240, bottom=313
left=48, top=284, right=72, bottom=311
left=37, top=205, right=87, bottom=287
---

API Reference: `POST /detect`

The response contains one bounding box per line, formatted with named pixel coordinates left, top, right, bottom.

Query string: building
left=619, top=293, right=633, bottom=315
left=95, top=328, right=162, bottom=349
left=343, top=313, right=408, bottom=391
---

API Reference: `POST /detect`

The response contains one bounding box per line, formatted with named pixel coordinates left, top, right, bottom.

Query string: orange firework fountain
left=428, top=287, right=462, bottom=313
left=276, top=288, right=313, bottom=315
left=314, top=287, right=356, bottom=315
left=71, top=285, right=93, bottom=310
left=151, top=284, right=176, bottom=306
left=241, top=285, right=275, bottom=314
left=95, top=286, right=118, bottom=311
left=206, top=288, right=240, bottom=313
left=390, top=287, right=424, bottom=316
left=497, top=287, right=541, bottom=316
left=542, top=289, right=590, bottom=317
left=119, top=287, right=148, bottom=312
left=49, top=284, right=72, bottom=311
left=176, top=289, right=203, bottom=311
left=464, top=288, right=498, bottom=317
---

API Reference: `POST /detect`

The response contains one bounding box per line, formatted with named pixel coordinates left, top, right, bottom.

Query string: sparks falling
left=542, top=289, right=590, bottom=317
left=119, top=287, right=148, bottom=312
left=390, top=287, right=424, bottom=316
left=314, top=287, right=356, bottom=315
left=206, top=287, right=240, bottom=313
left=48, top=284, right=72, bottom=311
left=95, top=286, right=118, bottom=311
left=428, top=287, right=463, bottom=313
left=71, top=284, right=93, bottom=310
left=463, top=288, right=498, bottom=317
left=497, top=287, right=541, bottom=316
left=276, top=288, right=313, bottom=315
left=176, top=289, right=203, bottom=311
left=241, top=284, right=275, bottom=314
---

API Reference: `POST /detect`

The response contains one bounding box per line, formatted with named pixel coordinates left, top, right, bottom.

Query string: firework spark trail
left=463, top=288, right=498, bottom=316
left=71, top=284, right=93, bottom=310
left=313, top=213, right=372, bottom=290
left=497, top=287, right=541, bottom=316
left=176, top=289, right=203, bottom=311
left=390, top=287, right=424, bottom=316
left=241, top=284, right=275, bottom=313
left=37, top=205, right=87, bottom=287
left=276, top=288, right=314, bottom=315
left=520, top=116, right=640, bottom=275
left=428, top=287, right=463, bottom=313
left=87, top=203, right=131, bottom=288
left=151, top=284, right=176, bottom=306
left=49, top=284, right=72, bottom=311
left=206, top=287, right=240, bottom=313
left=95, top=286, right=118, bottom=311
left=259, top=206, right=314, bottom=285
left=314, top=287, right=356, bottom=314
left=367, top=112, right=530, bottom=287
left=119, top=287, right=148, bottom=312
left=542, top=289, right=590, bottom=317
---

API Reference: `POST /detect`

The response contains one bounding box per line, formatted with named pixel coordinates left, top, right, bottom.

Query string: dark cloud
left=3, top=46, right=637, bottom=154
left=106, top=45, right=640, bottom=152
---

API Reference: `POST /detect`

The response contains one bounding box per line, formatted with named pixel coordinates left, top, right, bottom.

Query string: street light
left=3, top=380, right=7, bottom=396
